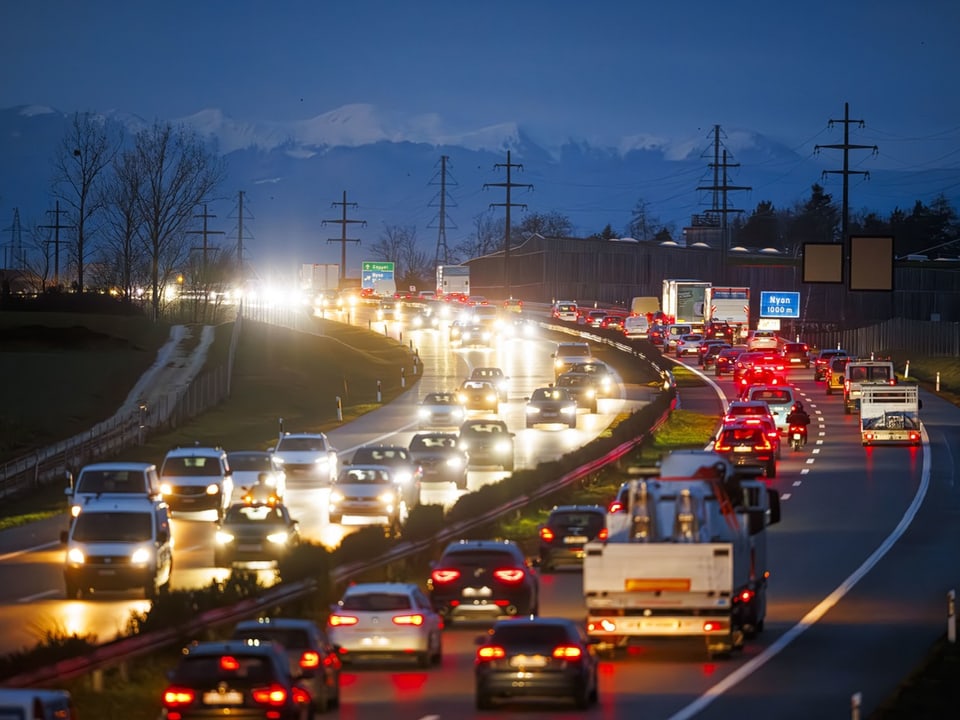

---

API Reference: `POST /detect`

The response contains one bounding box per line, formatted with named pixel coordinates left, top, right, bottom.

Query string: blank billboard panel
left=849, top=236, right=894, bottom=291
left=802, top=243, right=843, bottom=284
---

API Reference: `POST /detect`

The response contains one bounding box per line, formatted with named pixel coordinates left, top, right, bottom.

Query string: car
left=745, top=329, right=779, bottom=351
left=458, top=419, right=515, bottom=471
left=552, top=341, right=593, bottom=379
left=503, top=297, right=523, bottom=313
left=159, top=445, right=233, bottom=519
left=159, top=640, right=312, bottom=720
left=457, top=380, right=500, bottom=413
left=466, top=295, right=489, bottom=306
left=537, top=505, right=608, bottom=572
left=701, top=341, right=731, bottom=368
left=732, top=351, right=783, bottom=383
left=723, top=399, right=776, bottom=426
left=470, top=304, right=500, bottom=325
left=584, top=309, right=607, bottom=327
left=448, top=318, right=465, bottom=343
left=663, top=323, right=693, bottom=351
left=468, top=366, right=509, bottom=401
left=525, top=386, right=578, bottom=429
left=744, top=384, right=797, bottom=433
left=428, top=539, right=539, bottom=624
left=213, top=500, right=301, bottom=567
left=814, top=348, right=849, bottom=381
left=695, top=338, right=727, bottom=366
left=474, top=616, right=599, bottom=710
left=647, top=324, right=667, bottom=346
left=723, top=414, right=782, bottom=459
left=781, top=341, right=811, bottom=368
left=348, top=445, right=421, bottom=507
left=417, top=391, right=466, bottom=428
left=600, top=314, right=625, bottom=331
left=0, top=689, right=77, bottom=720
left=704, top=321, right=736, bottom=343
left=227, top=451, right=286, bottom=501
left=64, top=461, right=162, bottom=519
left=327, top=582, right=444, bottom=668
left=623, top=315, right=649, bottom=339
left=713, top=422, right=777, bottom=478
left=231, top=617, right=341, bottom=713
left=458, top=323, right=494, bottom=347
left=675, top=333, right=705, bottom=357
left=736, top=366, right=788, bottom=400
left=714, top=346, right=744, bottom=376
left=328, top=465, right=406, bottom=528
left=826, top=354, right=854, bottom=395
left=270, top=432, right=339, bottom=484
left=557, top=360, right=617, bottom=412
left=551, top=301, right=578, bottom=322
left=407, top=307, right=439, bottom=330
left=376, top=298, right=400, bottom=321
left=407, top=432, right=468, bottom=489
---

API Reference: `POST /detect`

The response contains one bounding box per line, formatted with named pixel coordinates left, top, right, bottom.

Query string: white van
left=552, top=301, right=579, bottom=322
left=664, top=323, right=693, bottom=351
left=0, top=689, right=77, bottom=719
left=64, top=461, right=162, bottom=518
left=623, top=315, right=650, bottom=339
left=60, top=496, right=173, bottom=599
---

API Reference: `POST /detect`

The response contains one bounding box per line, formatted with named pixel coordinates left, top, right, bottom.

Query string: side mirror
left=267, top=447, right=276, bottom=453
left=64, top=487, right=73, bottom=496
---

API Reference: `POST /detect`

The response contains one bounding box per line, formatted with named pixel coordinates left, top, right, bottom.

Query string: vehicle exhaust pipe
left=505, top=605, right=519, bottom=616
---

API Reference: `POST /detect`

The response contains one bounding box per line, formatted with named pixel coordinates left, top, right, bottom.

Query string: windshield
left=409, top=435, right=457, bottom=451
left=161, top=456, right=221, bottom=477
left=277, top=437, right=328, bottom=452
left=72, top=511, right=153, bottom=542
left=232, top=628, right=309, bottom=650
left=227, top=454, right=275, bottom=472
left=352, top=447, right=408, bottom=464
left=223, top=504, right=286, bottom=525
left=492, top=623, right=570, bottom=646
left=424, top=393, right=457, bottom=404
left=338, top=468, right=393, bottom=484
left=531, top=388, right=569, bottom=402
left=172, top=655, right=273, bottom=685
left=341, top=592, right=413, bottom=611
left=749, top=389, right=792, bottom=404
left=76, top=470, right=145, bottom=494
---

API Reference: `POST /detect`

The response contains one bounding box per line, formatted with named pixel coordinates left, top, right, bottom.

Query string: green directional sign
left=362, top=261, right=395, bottom=273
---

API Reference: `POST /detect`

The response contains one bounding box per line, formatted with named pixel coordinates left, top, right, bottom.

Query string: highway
left=3, top=313, right=959, bottom=719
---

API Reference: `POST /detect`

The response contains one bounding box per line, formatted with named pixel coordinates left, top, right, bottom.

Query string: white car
left=417, top=392, right=467, bottom=429
left=746, top=330, right=779, bottom=351
left=159, top=445, right=233, bottom=519
left=328, top=465, right=405, bottom=527
left=226, top=451, right=286, bottom=500
left=327, top=582, right=443, bottom=668
left=675, top=333, right=705, bottom=357
left=270, top=432, right=338, bottom=484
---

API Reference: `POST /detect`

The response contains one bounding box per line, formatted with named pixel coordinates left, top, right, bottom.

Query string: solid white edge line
left=0, top=541, right=59, bottom=562
left=666, top=422, right=932, bottom=720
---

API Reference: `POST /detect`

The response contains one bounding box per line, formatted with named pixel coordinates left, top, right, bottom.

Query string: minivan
left=65, top=461, right=161, bottom=518
left=552, top=301, right=578, bottom=322
left=664, top=324, right=692, bottom=351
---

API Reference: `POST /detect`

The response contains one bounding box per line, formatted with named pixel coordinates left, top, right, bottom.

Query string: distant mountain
left=2, top=104, right=958, bottom=276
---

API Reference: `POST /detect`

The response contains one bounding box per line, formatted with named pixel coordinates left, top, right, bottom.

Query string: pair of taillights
left=539, top=527, right=608, bottom=541
left=476, top=644, right=583, bottom=661
left=430, top=568, right=526, bottom=584
left=163, top=683, right=310, bottom=711
left=328, top=613, right=425, bottom=627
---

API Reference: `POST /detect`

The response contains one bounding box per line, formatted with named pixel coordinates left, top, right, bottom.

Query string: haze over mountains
left=2, top=104, right=958, bottom=278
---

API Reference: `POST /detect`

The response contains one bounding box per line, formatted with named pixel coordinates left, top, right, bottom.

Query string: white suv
left=746, top=330, right=779, bottom=351
left=159, top=445, right=233, bottom=519
left=270, top=432, right=339, bottom=484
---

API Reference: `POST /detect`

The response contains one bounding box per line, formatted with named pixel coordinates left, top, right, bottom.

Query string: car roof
left=549, top=504, right=604, bottom=514
left=443, top=538, right=520, bottom=552
left=339, top=464, right=393, bottom=473
left=74, top=496, right=166, bottom=513
left=164, top=446, right=226, bottom=458
left=79, top=461, right=156, bottom=471
left=342, top=582, right=419, bottom=596
left=183, top=640, right=287, bottom=658
left=277, top=432, right=327, bottom=440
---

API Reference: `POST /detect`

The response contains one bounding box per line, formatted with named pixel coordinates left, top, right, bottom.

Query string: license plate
left=97, top=569, right=116, bottom=576
left=238, top=544, right=262, bottom=552
left=790, top=358, right=801, bottom=363
left=462, top=586, right=492, bottom=597
left=203, top=690, right=243, bottom=705
left=641, top=619, right=681, bottom=630
left=543, top=411, right=557, bottom=418
left=510, top=654, right=547, bottom=668
left=734, top=446, right=751, bottom=453
left=564, top=535, right=588, bottom=544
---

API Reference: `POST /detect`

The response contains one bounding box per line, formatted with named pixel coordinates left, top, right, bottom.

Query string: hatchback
left=537, top=506, right=607, bottom=571
left=713, top=423, right=777, bottom=478
left=714, top=346, right=744, bottom=376
left=675, top=333, right=705, bottom=357
left=814, top=348, right=849, bottom=381
left=781, top=342, right=811, bottom=368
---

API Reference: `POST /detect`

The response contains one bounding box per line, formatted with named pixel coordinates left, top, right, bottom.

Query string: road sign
left=361, top=261, right=395, bottom=290
left=362, top=261, right=394, bottom=273
left=759, top=291, right=800, bottom=318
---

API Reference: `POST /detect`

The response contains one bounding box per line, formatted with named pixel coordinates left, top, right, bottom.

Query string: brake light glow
left=392, top=614, right=425, bottom=626
left=299, top=651, right=320, bottom=669
left=492, top=568, right=525, bottom=584
left=328, top=614, right=359, bottom=627
left=910, top=432, right=919, bottom=442
left=552, top=645, right=583, bottom=659
left=477, top=645, right=506, bottom=661
left=714, top=440, right=732, bottom=452
left=598, top=527, right=608, bottom=541
left=251, top=684, right=287, bottom=706
left=865, top=433, right=874, bottom=441
left=163, top=687, right=195, bottom=707
left=292, top=687, right=311, bottom=704
left=430, top=569, right=461, bottom=584
left=753, top=438, right=772, bottom=451
left=608, top=501, right=623, bottom=513
left=702, top=620, right=727, bottom=633
left=737, top=589, right=756, bottom=603
left=219, top=655, right=240, bottom=671
left=539, top=527, right=555, bottom=542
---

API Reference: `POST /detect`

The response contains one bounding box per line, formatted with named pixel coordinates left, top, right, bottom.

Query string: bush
left=403, top=503, right=446, bottom=542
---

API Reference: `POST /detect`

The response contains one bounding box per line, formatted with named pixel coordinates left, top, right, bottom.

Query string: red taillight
left=597, top=528, right=608, bottom=541
left=865, top=433, right=874, bottom=441
left=299, top=651, right=320, bottom=669
left=328, top=614, right=359, bottom=627
left=292, top=687, right=311, bottom=705
left=430, top=569, right=461, bottom=584
left=219, top=655, right=240, bottom=671
left=251, top=684, right=287, bottom=706
left=702, top=620, right=727, bottom=633
left=552, top=645, right=583, bottom=659
left=737, top=589, right=755, bottom=603
left=163, top=687, right=195, bottom=708
left=393, top=614, right=425, bottom=626
left=844, top=379, right=850, bottom=391
left=477, top=645, right=506, bottom=661
left=539, top=527, right=555, bottom=542
left=714, top=440, right=732, bottom=452
left=608, top=500, right=623, bottom=513
left=493, top=568, right=525, bottom=584
left=754, top=438, right=772, bottom=451
left=910, top=432, right=919, bottom=442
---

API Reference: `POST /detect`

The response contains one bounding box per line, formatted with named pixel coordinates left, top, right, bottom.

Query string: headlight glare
left=215, top=531, right=235, bottom=545
left=67, top=548, right=85, bottom=564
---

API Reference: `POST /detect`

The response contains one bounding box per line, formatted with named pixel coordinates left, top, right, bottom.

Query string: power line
left=187, top=203, right=225, bottom=276
left=428, top=155, right=458, bottom=266
left=484, top=150, right=532, bottom=296
left=323, top=190, right=366, bottom=285
left=696, top=125, right=752, bottom=274
left=39, top=200, right=74, bottom=289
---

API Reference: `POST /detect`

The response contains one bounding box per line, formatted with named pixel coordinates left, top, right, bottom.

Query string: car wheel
left=766, top=460, right=777, bottom=478
left=416, top=650, right=431, bottom=669
left=431, top=633, right=443, bottom=665
left=314, top=685, right=330, bottom=714
left=589, top=670, right=599, bottom=704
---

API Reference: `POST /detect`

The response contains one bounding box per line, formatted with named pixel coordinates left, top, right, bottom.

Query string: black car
left=537, top=505, right=607, bottom=572
left=714, top=346, right=743, bottom=376
left=428, top=539, right=538, bottom=624
left=407, top=432, right=468, bottom=489
left=459, top=324, right=493, bottom=347
left=781, top=341, right=811, bottom=368
left=713, top=422, right=777, bottom=478
left=160, top=640, right=312, bottom=720
left=458, top=419, right=515, bottom=471
left=213, top=501, right=301, bottom=567
left=698, top=340, right=730, bottom=367
left=231, top=618, right=341, bottom=714
left=555, top=372, right=600, bottom=413
left=474, top=617, right=599, bottom=710
left=524, top=386, right=578, bottom=429
left=813, top=348, right=849, bottom=381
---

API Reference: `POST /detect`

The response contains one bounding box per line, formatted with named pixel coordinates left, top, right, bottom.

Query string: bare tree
left=51, top=112, right=120, bottom=292
left=369, top=224, right=410, bottom=275
left=455, top=210, right=504, bottom=260
left=516, top=211, right=572, bottom=238
left=627, top=197, right=662, bottom=240
left=21, top=221, right=53, bottom=294
left=132, top=122, right=225, bottom=321
left=99, top=147, right=148, bottom=300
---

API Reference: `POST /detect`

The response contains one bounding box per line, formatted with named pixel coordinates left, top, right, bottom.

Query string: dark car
left=213, top=501, right=301, bottom=568
left=457, top=380, right=500, bottom=413
left=524, top=387, right=578, bottom=429
left=697, top=339, right=729, bottom=367
left=704, top=321, right=736, bottom=343
left=599, top=314, right=625, bottom=331
left=781, top=341, right=811, bottom=368
left=736, top=367, right=788, bottom=400
left=428, top=539, right=538, bottom=624
left=459, top=323, right=493, bottom=347
left=348, top=445, right=421, bottom=507
left=565, top=360, right=615, bottom=398
left=713, top=422, right=777, bottom=478
left=159, top=640, right=312, bottom=720
left=554, top=372, right=600, bottom=414
left=231, top=618, right=341, bottom=713
left=714, top=346, right=744, bottom=376
left=458, top=419, right=515, bottom=471
left=702, top=342, right=732, bottom=368
left=407, top=432, right=468, bottom=489
left=537, top=505, right=607, bottom=572
left=417, top=392, right=466, bottom=429
left=814, top=348, right=849, bottom=381
left=474, top=617, right=599, bottom=710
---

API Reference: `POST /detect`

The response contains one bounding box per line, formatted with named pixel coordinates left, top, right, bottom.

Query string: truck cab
left=844, top=360, right=896, bottom=414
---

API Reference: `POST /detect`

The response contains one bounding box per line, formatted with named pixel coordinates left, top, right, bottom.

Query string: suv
left=814, top=348, right=849, bottom=381
left=458, top=419, right=515, bottom=471
left=537, top=505, right=607, bottom=572
left=744, top=385, right=797, bottom=433
left=159, top=445, right=233, bottom=519
left=746, top=329, right=779, bottom=351
left=64, top=461, right=161, bottom=519
left=781, top=341, right=811, bottom=368
left=525, top=386, right=578, bottom=429
left=231, top=617, right=341, bottom=713
left=60, top=497, right=173, bottom=599
left=348, top=445, right=421, bottom=507
left=428, top=539, right=539, bottom=624
left=713, top=423, right=777, bottom=478
left=270, top=432, right=338, bottom=484
left=159, top=640, right=311, bottom=720
left=552, top=342, right=592, bottom=379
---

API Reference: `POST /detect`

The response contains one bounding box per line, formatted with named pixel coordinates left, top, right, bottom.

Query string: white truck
left=843, top=359, right=897, bottom=414
left=583, top=451, right=781, bottom=658
left=436, top=264, right=470, bottom=298
left=860, top=384, right=921, bottom=446
left=662, top=279, right=710, bottom=329
left=299, top=263, right=339, bottom=301
left=705, top=286, right=750, bottom=339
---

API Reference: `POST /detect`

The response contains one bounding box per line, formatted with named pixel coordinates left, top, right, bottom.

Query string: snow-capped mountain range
left=2, top=104, right=957, bottom=275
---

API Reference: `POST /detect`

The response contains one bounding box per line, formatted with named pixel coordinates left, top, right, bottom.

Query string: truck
left=629, top=296, right=660, bottom=319
left=436, top=264, right=470, bottom=298
left=299, top=263, right=339, bottom=301
left=705, top=286, right=750, bottom=340
left=843, top=359, right=897, bottom=414
left=583, top=450, right=781, bottom=658
left=860, top=384, right=921, bottom=446
left=662, top=279, right=710, bottom=329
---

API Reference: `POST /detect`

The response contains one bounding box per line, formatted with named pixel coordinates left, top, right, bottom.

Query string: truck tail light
left=702, top=620, right=728, bottom=633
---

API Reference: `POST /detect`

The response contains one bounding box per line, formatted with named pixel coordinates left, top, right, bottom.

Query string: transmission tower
left=697, top=125, right=751, bottom=274
left=229, top=190, right=254, bottom=282
left=188, top=204, right=225, bottom=276
left=428, top=155, right=458, bottom=267
left=484, top=150, right=533, bottom=296
left=2, top=208, right=24, bottom=270
left=40, top=200, right=75, bottom=288
left=323, top=190, right=366, bottom=285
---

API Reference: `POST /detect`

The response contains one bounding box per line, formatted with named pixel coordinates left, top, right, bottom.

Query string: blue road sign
left=759, top=291, right=800, bottom=318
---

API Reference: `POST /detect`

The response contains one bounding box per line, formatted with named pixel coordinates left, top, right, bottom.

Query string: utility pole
left=323, top=190, right=365, bottom=287
left=484, top=150, right=532, bottom=297
left=697, top=126, right=751, bottom=278
left=188, top=204, right=225, bottom=277
left=40, top=200, right=74, bottom=289
left=230, top=190, right=253, bottom=283
left=2, top=208, right=24, bottom=269
left=428, top=155, right=458, bottom=267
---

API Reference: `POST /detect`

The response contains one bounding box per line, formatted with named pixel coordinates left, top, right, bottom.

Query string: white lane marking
left=19, top=589, right=58, bottom=603
left=819, top=431, right=826, bottom=437
left=418, top=716, right=441, bottom=720
left=812, top=448, right=821, bottom=454
left=792, top=481, right=802, bottom=487
left=800, top=469, right=810, bottom=475
left=0, top=541, right=59, bottom=562
left=666, top=424, right=932, bottom=720
left=805, top=458, right=815, bottom=464
left=780, top=493, right=792, bottom=500
left=816, top=440, right=823, bottom=445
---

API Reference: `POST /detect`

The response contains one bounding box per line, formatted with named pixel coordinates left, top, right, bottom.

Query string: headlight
left=314, top=456, right=329, bottom=466
left=395, top=471, right=412, bottom=485
left=215, top=531, right=235, bottom=544
left=378, top=491, right=395, bottom=505
left=418, top=408, right=430, bottom=419
left=329, top=489, right=344, bottom=504
left=482, top=331, right=491, bottom=340
left=452, top=408, right=465, bottom=419
left=445, top=456, right=463, bottom=469
left=457, top=394, right=467, bottom=403
left=130, top=547, right=151, bottom=565
left=458, top=441, right=470, bottom=451
left=70, top=505, right=81, bottom=518
left=601, top=377, right=612, bottom=388
left=494, top=440, right=512, bottom=454
left=205, top=483, right=219, bottom=495
left=67, top=548, right=85, bottom=564
left=273, top=456, right=285, bottom=465
left=526, top=406, right=540, bottom=414
left=486, top=394, right=496, bottom=403
left=266, top=531, right=289, bottom=545
left=585, top=389, right=596, bottom=398
left=160, top=482, right=172, bottom=495
left=554, top=359, right=564, bottom=369
left=561, top=406, right=576, bottom=415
